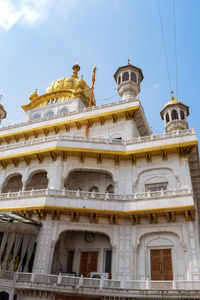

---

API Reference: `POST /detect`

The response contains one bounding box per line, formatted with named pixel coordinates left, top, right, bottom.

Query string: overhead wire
left=173, top=0, right=178, bottom=98
left=157, top=0, right=172, bottom=92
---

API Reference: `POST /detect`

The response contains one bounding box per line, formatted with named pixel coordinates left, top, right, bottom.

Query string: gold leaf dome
left=164, top=95, right=182, bottom=108
left=46, top=76, right=78, bottom=93
left=45, top=63, right=83, bottom=93
left=22, top=63, right=96, bottom=112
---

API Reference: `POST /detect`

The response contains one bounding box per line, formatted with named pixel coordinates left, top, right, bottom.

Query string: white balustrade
left=60, top=275, right=80, bottom=286
left=0, top=270, right=199, bottom=291
left=16, top=272, right=32, bottom=282
left=0, top=187, right=192, bottom=202
left=0, top=98, right=135, bottom=132
left=125, top=280, right=146, bottom=289
left=150, top=280, right=173, bottom=290
left=81, top=277, right=101, bottom=288
left=0, top=269, right=14, bottom=280
left=34, top=273, right=58, bottom=284
left=0, top=128, right=196, bottom=152
left=103, top=279, right=121, bottom=289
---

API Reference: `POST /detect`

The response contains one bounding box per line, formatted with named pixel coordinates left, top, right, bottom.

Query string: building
left=0, top=62, right=200, bottom=300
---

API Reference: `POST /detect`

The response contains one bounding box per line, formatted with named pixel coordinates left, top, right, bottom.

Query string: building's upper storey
left=0, top=62, right=197, bottom=169
left=0, top=62, right=198, bottom=225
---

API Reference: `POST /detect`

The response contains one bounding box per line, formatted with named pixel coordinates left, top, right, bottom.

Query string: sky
left=0, top=0, right=199, bottom=139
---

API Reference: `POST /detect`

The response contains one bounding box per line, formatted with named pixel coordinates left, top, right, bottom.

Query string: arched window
left=171, top=109, right=178, bottom=120
left=59, top=107, right=68, bottom=115
left=106, top=184, right=114, bottom=193
left=165, top=113, right=169, bottom=123
left=65, top=170, right=114, bottom=192
left=32, top=113, right=41, bottom=120
left=180, top=110, right=185, bottom=120
left=2, top=174, right=22, bottom=193
left=45, top=111, right=54, bottom=118
left=122, top=72, right=129, bottom=82
left=118, top=76, right=121, bottom=84
left=25, top=171, right=48, bottom=190
left=131, top=72, right=136, bottom=82
left=89, top=185, right=99, bottom=192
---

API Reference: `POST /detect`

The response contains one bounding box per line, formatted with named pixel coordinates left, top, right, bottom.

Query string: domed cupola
left=160, top=91, right=189, bottom=133
left=114, top=60, right=144, bottom=100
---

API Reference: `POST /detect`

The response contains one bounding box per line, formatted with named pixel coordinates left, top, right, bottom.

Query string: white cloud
left=0, top=0, right=78, bottom=31
left=153, top=83, right=159, bottom=89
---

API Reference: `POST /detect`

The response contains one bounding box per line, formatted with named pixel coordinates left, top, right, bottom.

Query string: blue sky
left=0, top=0, right=199, bottom=138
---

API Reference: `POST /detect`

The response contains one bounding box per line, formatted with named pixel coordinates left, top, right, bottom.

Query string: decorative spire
left=72, top=62, right=80, bottom=78
left=171, top=90, right=175, bottom=100
left=29, top=89, right=38, bottom=101
left=128, top=59, right=130, bottom=65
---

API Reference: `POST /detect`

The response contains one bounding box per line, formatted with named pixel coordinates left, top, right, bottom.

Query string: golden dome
left=22, top=63, right=96, bottom=112
left=164, top=98, right=182, bottom=108
left=45, top=63, right=84, bottom=93
left=164, top=91, right=182, bottom=108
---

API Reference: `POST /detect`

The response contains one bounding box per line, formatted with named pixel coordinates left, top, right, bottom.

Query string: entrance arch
left=137, top=232, right=186, bottom=280
left=51, top=231, right=112, bottom=277
left=0, top=292, right=9, bottom=300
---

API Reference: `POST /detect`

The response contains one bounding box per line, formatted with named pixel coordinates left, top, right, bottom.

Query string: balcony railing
left=0, top=128, right=196, bottom=152
left=0, top=187, right=192, bottom=202
left=1, top=270, right=200, bottom=291
left=0, top=98, right=136, bottom=132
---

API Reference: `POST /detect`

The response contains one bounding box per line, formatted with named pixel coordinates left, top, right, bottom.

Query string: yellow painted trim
left=0, top=106, right=140, bottom=140
left=0, top=205, right=194, bottom=214
left=0, top=140, right=197, bottom=161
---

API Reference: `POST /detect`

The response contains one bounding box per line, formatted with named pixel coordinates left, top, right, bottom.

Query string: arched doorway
left=51, top=231, right=112, bottom=277
left=0, top=292, right=9, bottom=300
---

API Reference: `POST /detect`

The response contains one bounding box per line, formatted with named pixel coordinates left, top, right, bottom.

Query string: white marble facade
left=0, top=63, right=200, bottom=300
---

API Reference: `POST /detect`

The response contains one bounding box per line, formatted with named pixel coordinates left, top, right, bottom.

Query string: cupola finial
left=72, top=62, right=80, bottom=78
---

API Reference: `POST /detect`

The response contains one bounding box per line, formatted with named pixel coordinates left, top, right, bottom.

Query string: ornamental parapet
left=0, top=187, right=194, bottom=223
left=0, top=128, right=196, bottom=152
left=0, top=270, right=200, bottom=298
left=0, top=129, right=197, bottom=169
left=0, top=98, right=141, bottom=132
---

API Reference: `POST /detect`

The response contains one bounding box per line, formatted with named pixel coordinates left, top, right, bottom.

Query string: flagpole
left=85, top=65, right=96, bottom=137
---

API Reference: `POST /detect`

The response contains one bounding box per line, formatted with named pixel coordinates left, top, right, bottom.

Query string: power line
left=173, top=0, right=178, bottom=98
left=157, top=0, right=172, bottom=92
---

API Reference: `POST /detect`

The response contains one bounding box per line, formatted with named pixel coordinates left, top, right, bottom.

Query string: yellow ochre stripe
left=0, top=205, right=194, bottom=214
left=0, top=140, right=197, bottom=161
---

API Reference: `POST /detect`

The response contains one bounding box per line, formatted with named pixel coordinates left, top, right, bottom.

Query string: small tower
left=114, top=60, right=144, bottom=100
left=160, top=91, right=189, bottom=133
left=0, top=95, right=7, bottom=124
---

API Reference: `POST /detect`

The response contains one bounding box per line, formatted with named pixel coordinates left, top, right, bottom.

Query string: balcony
left=0, top=128, right=196, bottom=153
left=0, top=187, right=194, bottom=223
left=0, top=270, right=200, bottom=298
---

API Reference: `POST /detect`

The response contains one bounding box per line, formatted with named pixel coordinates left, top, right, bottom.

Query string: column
left=32, top=217, right=56, bottom=274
